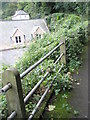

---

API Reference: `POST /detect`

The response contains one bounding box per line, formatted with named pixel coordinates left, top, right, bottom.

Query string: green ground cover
left=42, top=91, right=72, bottom=119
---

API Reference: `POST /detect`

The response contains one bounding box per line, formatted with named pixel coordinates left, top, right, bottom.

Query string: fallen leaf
left=77, top=83, right=80, bottom=85
left=48, top=105, right=55, bottom=111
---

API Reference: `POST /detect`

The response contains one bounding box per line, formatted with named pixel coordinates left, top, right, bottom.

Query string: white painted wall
left=12, top=15, right=29, bottom=20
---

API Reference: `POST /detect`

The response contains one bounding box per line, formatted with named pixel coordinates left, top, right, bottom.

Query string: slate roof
left=31, top=26, right=46, bottom=34
left=13, top=10, right=28, bottom=17
left=0, top=19, right=49, bottom=47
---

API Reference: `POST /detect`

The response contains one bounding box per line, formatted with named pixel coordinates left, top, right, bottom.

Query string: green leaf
left=73, top=110, right=79, bottom=116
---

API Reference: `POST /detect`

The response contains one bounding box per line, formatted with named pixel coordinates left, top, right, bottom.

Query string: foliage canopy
left=1, top=2, right=88, bottom=20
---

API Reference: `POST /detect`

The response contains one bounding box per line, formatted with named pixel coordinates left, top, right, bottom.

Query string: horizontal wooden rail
left=24, top=71, right=49, bottom=104
left=7, top=111, right=17, bottom=120
left=0, top=52, right=63, bottom=95
left=55, top=52, right=64, bottom=64
left=28, top=64, right=63, bottom=120
left=20, top=42, right=64, bottom=79
left=24, top=52, right=64, bottom=104
left=0, top=83, right=12, bottom=93
left=28, top=79, right=55, bottom=120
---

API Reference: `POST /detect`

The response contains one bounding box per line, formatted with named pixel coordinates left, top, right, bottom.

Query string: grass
left=42, top=91, right=73, bottom=119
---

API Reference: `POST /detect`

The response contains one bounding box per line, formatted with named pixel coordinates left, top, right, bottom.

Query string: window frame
left=19, top=36, right=21, bottom=43
left=36, top=34, right=41, bottom=39
left=15, top=36, right=22, bottom=43
left=15, top=36, right=18, bottom=43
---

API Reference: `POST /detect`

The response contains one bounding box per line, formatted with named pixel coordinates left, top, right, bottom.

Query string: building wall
left=12, top=29, right=25, bottom=45
left=12, top=15, right=29, bottom=20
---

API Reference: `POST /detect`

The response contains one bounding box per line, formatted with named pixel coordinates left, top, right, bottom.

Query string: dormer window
left=12, top=10, right=30, bottom=20
left=31, top=26, right=45, bottom=40
left=12, top=28, right=25, bottom=45
left=15, top=36, right=21, bottom=43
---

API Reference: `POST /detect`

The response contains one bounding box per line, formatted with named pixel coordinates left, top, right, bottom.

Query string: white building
left=0, top=10, right=50, bottom=50
left=12, top=10, right=30, bottom=20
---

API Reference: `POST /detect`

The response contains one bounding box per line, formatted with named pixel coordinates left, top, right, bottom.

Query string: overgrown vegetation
left=1, top=2, right=88, bottom=20
left=42, top=91, right=72, bottom=119
left=42, top=91, right=79, bottom=119
left=0, top=12, right=88, bottom=119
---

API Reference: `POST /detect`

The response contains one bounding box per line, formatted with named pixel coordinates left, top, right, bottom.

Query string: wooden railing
left=0, top=38, right=66, bottom=120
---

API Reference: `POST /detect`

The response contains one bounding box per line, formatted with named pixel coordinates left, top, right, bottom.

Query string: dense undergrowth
left=0, top=13, right=88, bottom=118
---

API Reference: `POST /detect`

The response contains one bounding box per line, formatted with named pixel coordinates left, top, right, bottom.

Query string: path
left=0, top=48, right=27, bottom=66
left=69, top=45, right=88, bottom=118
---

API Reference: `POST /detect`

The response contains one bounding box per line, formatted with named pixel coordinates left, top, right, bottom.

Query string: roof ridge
left=0, top=19, right=45, bottom=22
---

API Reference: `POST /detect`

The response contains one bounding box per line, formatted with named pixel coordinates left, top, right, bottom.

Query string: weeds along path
left=69, top=44, right=88, bottom=118
left=42, top=45, right=88, bottom=119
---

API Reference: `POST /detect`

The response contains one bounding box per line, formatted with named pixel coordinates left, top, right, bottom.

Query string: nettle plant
left=53, top=64, right=73, bottom=96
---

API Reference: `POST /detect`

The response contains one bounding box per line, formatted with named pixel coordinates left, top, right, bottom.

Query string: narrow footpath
left=69, top=45, right=88, bottom=119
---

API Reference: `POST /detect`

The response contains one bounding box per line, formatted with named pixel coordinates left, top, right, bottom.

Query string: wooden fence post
left=60, top=37, right=66, bottom=65
left=2, top=68, right=26, bottom=119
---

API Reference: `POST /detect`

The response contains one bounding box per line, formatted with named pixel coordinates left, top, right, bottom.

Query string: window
left=10, top=37, right=12, bottom=40
left=15, top=36, right=22, bottom=43
left=19, top=36, right=21, bottom=42
left=31, top=34, right=33, bottom=39
left=36, top=34, right=38, bottom=39
left=39, top=34, right=41, bottom=38
left=24, top=35, right=25, bottom=39
left=15, top=37, right=18, bottom=43
left=36, top=34, right=41, bottom=39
